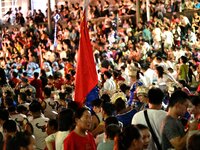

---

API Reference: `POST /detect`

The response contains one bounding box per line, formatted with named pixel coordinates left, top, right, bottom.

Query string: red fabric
left=10, top=77, right=21, bottom=87
left=63, top=131, right=96, bottom=150
left=30, top=78, right=43, bottom=99
left=54, top=77, right=65, bottom=90
left=197, top=84, right=200, bottom=93
left=74, top=11, right=98, bottom=107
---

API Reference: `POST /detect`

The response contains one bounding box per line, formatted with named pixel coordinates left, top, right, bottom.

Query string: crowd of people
left=0, top=0, right=200, bottom=150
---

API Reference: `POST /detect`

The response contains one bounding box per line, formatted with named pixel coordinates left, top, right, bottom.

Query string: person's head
left=136, top=124, right=151, bottom=149
left=168, top=90, right=190, bottom=116
left=148, top=87, right=164, bottom=105
left=21, top=77, right=29, bottom=87
left=114, top=98, right=126, bottom=113
left=120, top=83, right=130, bottom=95
left=8, top=131, right=35, bottom=150
left=29, top=100, right=42, bottom=115
left=0, top=109, right=9, bottom=126
left=136, top=86, right=149, bottom=103
left=75, top=107, right=92, bottom=131
left=101, top=94, right=111, bottom=103
left=116, top=125, right=143, bottom=150
left=33, top=72, right=39, bottom=79
left=188, top=96, right=200, bottom=118
left=105, top=124, right=121, bottom=140
left=105, top=116, right=119, bottom=128
left=12, top=71, right=18, bottom=78
left=180, top=56, right=188, bottom=64
left=18, top=92, right=27, bottom=104
left=101, top=102, right=115, bottom=118
left=46, top=119, right=58, bottom=135
left=17, top=105, right=28, bottom=115
left=44, top=87, right=52, bottom=98
left=58, top=108, right=74, bottom=131
left=91, top=99, right=102, bottom=113
left=187, top=131, right=200, bottom=150
left=3, top=120, right=17, bottom=137
left=156, top=65, right=164, bottom=78
left=104, top=71, right=112, bottom=79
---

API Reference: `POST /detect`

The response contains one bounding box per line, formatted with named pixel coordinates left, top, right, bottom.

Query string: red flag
left=74, top=12, right=98, bottom=106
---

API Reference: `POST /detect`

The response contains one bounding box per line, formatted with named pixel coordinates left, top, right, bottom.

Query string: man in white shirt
left=187, top=28, right=197, bottom=46
left=102, top=71, right=116, bottom=95
left=162, top=27, right=174, bottom=49
left=132, top=87, right=167, bottom=150
left=28, top=100, right=49, bottom=150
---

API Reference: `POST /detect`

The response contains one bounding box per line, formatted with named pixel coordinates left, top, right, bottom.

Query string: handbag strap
left=144, top=110, right=162, bottom=150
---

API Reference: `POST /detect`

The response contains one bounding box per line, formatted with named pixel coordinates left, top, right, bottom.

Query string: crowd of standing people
left=0, top=0, right=200, bottom=150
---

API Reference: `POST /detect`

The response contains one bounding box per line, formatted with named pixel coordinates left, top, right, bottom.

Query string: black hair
left=117, top=125, right=141, bottom=150
left=91, top=99, right=102, bottom=107
left=59, top=92, right=66, bottom=100
left=180, top=56, right=188, bottom=64
left=120, top=84, right=130, bottom=93
left=102, top=102, right=115, bottom=116
left=101, top=94, right=111, bottom=103
left=187, top=132, right=200, bottom=150
left=17, top=105, right=28, bottom=114
left=136, top=124, right=149, bottom=131
left=0, top=109, right=9, bottom=121
left=168, top=90, right=189, bottom=107
left=18, top=92, right=27, bottom=102
left=106, top=124, right=121, bottom=140
left=114, top=98, right=126, bottom=113
left=75, top=107, right=90, bottom=119
left=67, top=100, right=79, bottom=112
left=33, top=72, right=39, bottom=78
left=3, top=120, right=17, bottom=133
left=12, top=71, right=18, bottom=78
left=105, top=116, right=119, bottom=127
left=48, top=119, right=58, bottom=131
left=190, top=96, right=200, bottom=106
left=7, top=131, right=33, bottom=150
left=29, top=100, right=41, bottom=113
left=104, top=71, right=112, bottom=79
left=58, top=108, right=74, bottom=131
left=156, top=66, right=164, bottom=78
left=148, top=87, right=164, bottom=105
left=44, top=87, right=52, bottom=97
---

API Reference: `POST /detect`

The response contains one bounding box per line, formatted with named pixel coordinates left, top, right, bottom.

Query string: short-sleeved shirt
left=64, top=131, right=96, bottom=150
left=161, top=115, right=186, bottom=150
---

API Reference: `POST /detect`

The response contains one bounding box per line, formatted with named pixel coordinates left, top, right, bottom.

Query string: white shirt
left=45, top=131, right=69, bottom=150
left=132, top=109, right=167, bottom=150
left=30, top=116, right=49, bottom=150
left=153, top=27, right=162, bottom=42
left=163, top=30, right=174, bottom=45
left=103, top=78, right=116, bottom=94
left=43, top=98, right=59, bottom=119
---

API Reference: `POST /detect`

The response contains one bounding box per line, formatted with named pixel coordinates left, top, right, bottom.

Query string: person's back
left=29, top=100, right=49, bottom=150
left=132, top=87, right=166, bottom=150
left=97, top=124, right=120, bottom=150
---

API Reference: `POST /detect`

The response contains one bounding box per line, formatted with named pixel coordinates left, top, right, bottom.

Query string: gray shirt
left=161, top=115, right=186, bottom=150
left=97, top=140, right=114, bottom=150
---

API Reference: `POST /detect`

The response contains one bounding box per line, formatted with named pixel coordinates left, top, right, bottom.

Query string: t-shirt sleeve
left=131, top=113, right=138, bottom=125
left=163, top=119, right=181, bottom=140
left=45, top=133, right=56, bottom=142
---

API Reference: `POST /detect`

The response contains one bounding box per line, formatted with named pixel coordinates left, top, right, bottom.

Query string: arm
left=169, top=132, right=188, bottom=150
left=45, top=133, right=56, bottom=150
